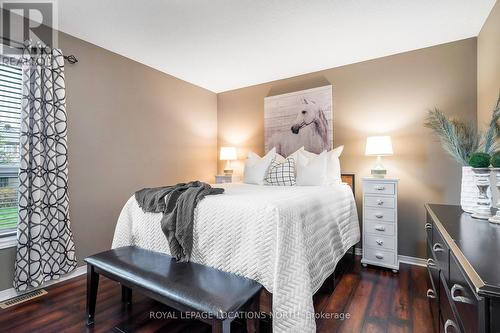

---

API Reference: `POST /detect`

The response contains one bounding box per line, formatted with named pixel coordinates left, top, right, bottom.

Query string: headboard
left=341, top=173, right=355, bottom=198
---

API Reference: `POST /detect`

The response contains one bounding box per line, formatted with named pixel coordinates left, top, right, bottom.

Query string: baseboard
left=398, top=255, right=427, bottom=267
left=355, top=247, right=426, bottom=267
left=0, top=265, right=86, bottom=302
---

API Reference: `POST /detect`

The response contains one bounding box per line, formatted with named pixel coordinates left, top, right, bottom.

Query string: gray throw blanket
left=135, top=181, right=224, bottom=262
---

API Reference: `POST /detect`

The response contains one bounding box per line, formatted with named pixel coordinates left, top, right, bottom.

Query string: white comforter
left=112, top=183, right=360, bottom=333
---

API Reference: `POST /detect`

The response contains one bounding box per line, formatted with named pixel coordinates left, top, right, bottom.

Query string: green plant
left=424, top=93, right=500, bottom=166
left=491, top=152, right=500, bottom=168
left=469, top=152, right=491, bottom=168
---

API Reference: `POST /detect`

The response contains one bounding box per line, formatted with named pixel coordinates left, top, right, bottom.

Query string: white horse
left=268, top=98, right=329, bottom=157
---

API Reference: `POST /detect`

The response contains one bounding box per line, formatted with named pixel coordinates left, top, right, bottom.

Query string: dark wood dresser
left=425, top=204, right=500, bottom=333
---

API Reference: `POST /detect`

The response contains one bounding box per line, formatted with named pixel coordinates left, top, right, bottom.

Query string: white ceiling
left=58, top=0, right=496, bottom=93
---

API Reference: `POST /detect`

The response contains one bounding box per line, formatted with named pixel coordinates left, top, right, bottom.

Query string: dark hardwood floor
left=0, top=257, right=434, bottom=333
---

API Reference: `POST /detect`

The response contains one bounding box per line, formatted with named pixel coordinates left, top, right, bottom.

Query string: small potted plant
left=425, top=94, right=500, bottom=213
left=489, top=152, right=500, bottom=224
left=469, top=152, right=492, bottom=220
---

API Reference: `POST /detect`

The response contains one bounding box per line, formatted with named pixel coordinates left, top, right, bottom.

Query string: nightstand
left=361, top=177, right=399, bottom=272
left=215, top=175, right=232, bottom=184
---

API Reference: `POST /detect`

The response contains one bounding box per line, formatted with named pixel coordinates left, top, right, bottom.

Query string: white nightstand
left=361, top=177, right=399, bottom=272
left=215, top=175, right=232, bottom=184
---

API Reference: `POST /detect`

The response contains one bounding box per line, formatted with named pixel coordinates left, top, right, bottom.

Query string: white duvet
left=112, top=183, right=360, bottom=333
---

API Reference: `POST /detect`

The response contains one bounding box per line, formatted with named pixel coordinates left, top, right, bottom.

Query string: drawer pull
left=427, top=258, right=436, bottom=267
left=426, top=288, right=436, bottom=299
left=374, top=225, right=386, bottom=231
left=374, top=186, right=385, bottom=191
left=433, top=243, right=444, bottom=253
left=424, top=223, right=432, bottom=230
left=376, top=240, right=384, bottom=246
left=375, top=213, right=384, bottom=218
left=375, top=253, right=384, bottom=259
left=444, top=319, right=459, bottom=333
left=451, top=284, right=474, bottom=304
left=377, top=199, right=384, bottom=205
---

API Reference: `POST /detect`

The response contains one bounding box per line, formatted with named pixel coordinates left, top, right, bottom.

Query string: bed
left=112, top=176, right=360, bottom=333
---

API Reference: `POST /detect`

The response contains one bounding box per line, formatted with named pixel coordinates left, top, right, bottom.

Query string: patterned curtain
left=14, top=43, right=76, bottom=291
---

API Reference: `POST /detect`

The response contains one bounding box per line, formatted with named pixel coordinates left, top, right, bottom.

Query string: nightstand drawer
left=365, top=196, right=395, bottom=209
left=364, top=207, right=395, bottom=222
left=364, top=249, right=396, bottom=265
left=365, top=221, right=395, bottom=236
left=364, top=233, right=396, bottom=250
left=363, top=182, right=395, bottom=195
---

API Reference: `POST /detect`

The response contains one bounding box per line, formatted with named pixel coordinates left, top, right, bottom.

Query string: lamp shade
left=365, top=136, right=393, bottom=156
left=220, top=146, right=237, bottom=160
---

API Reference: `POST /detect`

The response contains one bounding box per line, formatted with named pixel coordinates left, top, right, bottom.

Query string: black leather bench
left=84, top=246, right=262, bottom=333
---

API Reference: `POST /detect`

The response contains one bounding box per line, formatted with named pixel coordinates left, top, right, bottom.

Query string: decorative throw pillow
left=296, top=150, right=328, bottom=185
left=265, top=157, right=296, bottom=186
left=243, top=148, right=276, bottom=185
left=300, top=145, right=343, bottom=185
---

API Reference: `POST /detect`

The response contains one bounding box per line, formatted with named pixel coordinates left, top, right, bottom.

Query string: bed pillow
left=300, top=145, right=343, bottom=184
left=296, top=150, right=328, bottom=185
left=243, top=148, right=276, bottom=185
left=265, top=157, right=296, bottom=186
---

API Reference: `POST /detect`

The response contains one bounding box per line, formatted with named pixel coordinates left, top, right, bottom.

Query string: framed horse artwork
left=264, top=85, right=333, bottom=157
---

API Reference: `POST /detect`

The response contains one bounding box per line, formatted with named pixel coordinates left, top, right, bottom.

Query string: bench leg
left=121, top=285, right=132, bottom=306
left=246, top=295, right=260, bottom=333
left=212, top=319, right=231, bottom=333
left=86, top=265, right=99, bottom=326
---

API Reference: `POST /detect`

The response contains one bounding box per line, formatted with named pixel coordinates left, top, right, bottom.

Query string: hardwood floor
left=0, top=257, right=435, bottom=333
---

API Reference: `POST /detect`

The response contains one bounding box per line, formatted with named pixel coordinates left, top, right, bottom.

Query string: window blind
left=0, top=62, right=22, bottom=235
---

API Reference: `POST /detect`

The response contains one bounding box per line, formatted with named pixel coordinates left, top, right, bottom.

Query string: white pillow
left=300, top=146, right=343, bottom=185
left=243, top=148, right=276, bottom=185
left=287, top=147, right=304, bottom=162
left=296, top=150, right=328, bottom=185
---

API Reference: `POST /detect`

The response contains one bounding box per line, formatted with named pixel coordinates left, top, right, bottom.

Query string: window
left=0, top=62, right=21, bottom=243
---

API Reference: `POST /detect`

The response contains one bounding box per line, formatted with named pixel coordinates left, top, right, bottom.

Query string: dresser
left=425, top=204, right=500, bottom=333
left=361, top=177, right=399, bottom=272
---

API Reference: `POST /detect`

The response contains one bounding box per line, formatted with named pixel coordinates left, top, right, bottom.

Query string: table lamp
left=365, top=136, right=393, bottom=178
left=220, top=147, right=237, bottom=175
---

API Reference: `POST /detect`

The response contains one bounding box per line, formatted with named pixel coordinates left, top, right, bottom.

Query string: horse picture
left=264, top=86, right=332, bottom=157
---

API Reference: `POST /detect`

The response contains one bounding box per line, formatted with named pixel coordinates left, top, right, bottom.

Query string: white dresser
left=361, top=177, right=399, bottom=272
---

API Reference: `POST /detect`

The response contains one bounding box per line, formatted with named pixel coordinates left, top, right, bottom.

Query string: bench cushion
left=84, top=246, right=261, bottom=318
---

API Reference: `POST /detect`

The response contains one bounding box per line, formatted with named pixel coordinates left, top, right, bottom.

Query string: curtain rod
left=0, top=36, right=78, bottom=64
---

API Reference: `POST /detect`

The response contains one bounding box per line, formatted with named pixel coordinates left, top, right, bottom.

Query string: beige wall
left=218, top=38, right=478, bottom=258
left=477, top=1, right=500, bottom=127
left=0, top=32, right=217, bottom=290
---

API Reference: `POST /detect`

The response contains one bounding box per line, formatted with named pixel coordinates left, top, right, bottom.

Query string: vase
left=460, top=166, right=478, bottom=213
left=489, top=168, right=500, bottom=224
left=471, top=168, right=492, bottom=220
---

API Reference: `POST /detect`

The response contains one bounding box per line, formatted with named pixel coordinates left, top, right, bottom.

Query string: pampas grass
left=425, top=93, right=500, bottom=166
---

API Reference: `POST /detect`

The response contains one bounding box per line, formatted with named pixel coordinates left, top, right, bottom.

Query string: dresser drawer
left=364, top=207, right=395, bottom=222
left=426, top=265, right=439, bottom=333
left=363, top=249, right=396, bottom=265
left=448, top=254, right=480, bottom=333
left=439, top=273, right=463, bottom=333
left=363, top=182, right=395, bottom=195
left=432, top=225, right=449, bottom=281
left=364, top=233, right=396, bottom=251
left=425, top=213, right=433, bottom=243
left=364, top=221, right=395, bottom=236
left=364, top=195, right=395, bottom=209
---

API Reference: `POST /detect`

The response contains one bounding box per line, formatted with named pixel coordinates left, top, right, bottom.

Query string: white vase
left=471, top=168, right=493, bottom=219
left=461, top=166, right=478, bottom=213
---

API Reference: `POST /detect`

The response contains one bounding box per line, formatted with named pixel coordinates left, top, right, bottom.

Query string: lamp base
left=223, top=169, right=233, bottom=176
left=371, top=155, right=387, bottom=178
left=371, top=169, right=387, bottom=178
